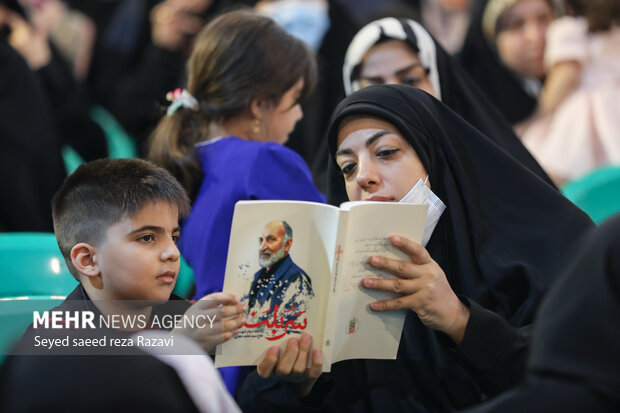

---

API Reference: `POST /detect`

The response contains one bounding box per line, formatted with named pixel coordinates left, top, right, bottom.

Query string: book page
left=215, top=201, right=339, bottom=368
left=329, top=203, right=428, bottom=363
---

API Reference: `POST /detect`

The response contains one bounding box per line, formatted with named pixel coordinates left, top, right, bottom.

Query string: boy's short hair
left=52, top=158, right=191, bottom=279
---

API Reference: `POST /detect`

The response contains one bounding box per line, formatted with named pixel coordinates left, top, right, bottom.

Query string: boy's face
left=93, top=201, right=181, bottom=301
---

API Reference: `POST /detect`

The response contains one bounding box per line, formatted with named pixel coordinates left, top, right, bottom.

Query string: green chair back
left=62, top=105, right=137, bottom=174
left=562, top=166, right=620, bottom=224
left=0, top=233, right=78, bottom=297
left=0, top=296, right=64, bottom=362
left=90, top=105, right=137, bottom=159
left=174, top=257, right=195, bottom=299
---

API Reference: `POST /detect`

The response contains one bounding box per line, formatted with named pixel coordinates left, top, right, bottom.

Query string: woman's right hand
left=257, top=333, right=323, bottom=397
left=363, top=235, right=471, bottom=344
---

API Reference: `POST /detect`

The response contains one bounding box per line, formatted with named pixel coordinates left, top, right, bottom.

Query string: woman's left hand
left=363, top=235, right=470, bottom=344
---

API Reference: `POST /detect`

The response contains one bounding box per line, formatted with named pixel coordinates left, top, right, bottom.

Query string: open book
left=215, top=200, right=428, bottom=372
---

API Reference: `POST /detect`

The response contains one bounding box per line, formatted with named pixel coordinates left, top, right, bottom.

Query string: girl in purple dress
left=148, top=9, right=324, bottom=394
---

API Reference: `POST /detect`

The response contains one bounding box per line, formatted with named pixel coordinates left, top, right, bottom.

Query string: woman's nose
left=356, top=158, right=381, bottom=189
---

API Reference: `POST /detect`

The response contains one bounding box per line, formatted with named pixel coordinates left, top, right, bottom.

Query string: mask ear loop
left=423, top=175, right=429, bottom=185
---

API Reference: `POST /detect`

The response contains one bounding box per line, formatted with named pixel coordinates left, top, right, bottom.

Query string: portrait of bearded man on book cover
left=242, top=220, right=314, bottom=339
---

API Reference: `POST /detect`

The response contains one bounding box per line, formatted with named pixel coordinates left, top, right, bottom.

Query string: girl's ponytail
left=148, top=104, right=209, bottom=201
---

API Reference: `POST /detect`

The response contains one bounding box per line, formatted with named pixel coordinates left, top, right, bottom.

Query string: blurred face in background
left=495, top=0, right=555, bottom=80
left=260, top=78, right=304, bottom=144
left=358, top=40, right=438, bottom=99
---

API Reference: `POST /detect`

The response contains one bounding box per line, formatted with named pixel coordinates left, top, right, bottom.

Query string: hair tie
left=166, top=88, right=199, bottom=116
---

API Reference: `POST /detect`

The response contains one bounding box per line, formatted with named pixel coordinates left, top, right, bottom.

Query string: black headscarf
left=315, top=17, right=554, bottom=194
left=327, top=85, right=592, bottom=324
left=462, top=214, right=620, bottom=413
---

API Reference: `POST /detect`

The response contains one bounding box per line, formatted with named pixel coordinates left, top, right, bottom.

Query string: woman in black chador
left=238, top=85, right=593, bottom=412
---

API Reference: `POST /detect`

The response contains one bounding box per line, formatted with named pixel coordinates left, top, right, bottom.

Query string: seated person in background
left=462, top=213, right=620, bottom=413
left=520, top=0, right=620, bottom=186
left=237, top=85, right=593, bottom=412
left=244, top=220, right=314, bottom=329
left=314, top=16, right=554, bottom=199
left=458, top=0, right=557, bottom=125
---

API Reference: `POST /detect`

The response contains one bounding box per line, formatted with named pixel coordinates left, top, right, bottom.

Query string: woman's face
left=495, top=0, right=555, bottom=80
left=336, top=116, right=428, bottom=202
left=261, top=78, right=304, bottom=144
left=358, top=40, right=438, bottom=98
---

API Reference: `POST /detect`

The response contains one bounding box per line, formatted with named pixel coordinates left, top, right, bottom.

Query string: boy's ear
left=70, top=243, right=100, bottom=278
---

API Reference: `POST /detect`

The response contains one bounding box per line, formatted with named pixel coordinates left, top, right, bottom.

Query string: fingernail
left=369, top=256, right=380, bottom=266
left=363, top=278, right=374, bottom=287
left=301, top=334, right=311, bottom=345
left=370, top=302, right=381, bottom=310
left=392, top=235, right=401, bottom=244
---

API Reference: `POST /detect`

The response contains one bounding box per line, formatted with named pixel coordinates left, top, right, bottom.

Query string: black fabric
left=36, top=47, right=108, bottom=163
left=237, top=85, right=593, bottom=412
left=315, top=17, right=554, bottom=195
left=0, top=354, right=199, bottom=413
left=462, top=214, right=620, bottom=413
left=457, top=0, right=537, bottom=124
left=0, top=39, right=66, bottom=231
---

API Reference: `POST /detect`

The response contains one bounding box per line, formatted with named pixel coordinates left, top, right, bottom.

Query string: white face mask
left=398, top=176, right=446, bottom=247
left=257, top=0, right=330, bottom=51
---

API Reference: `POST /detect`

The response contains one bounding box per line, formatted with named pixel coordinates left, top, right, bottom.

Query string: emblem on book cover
left=347, top=317, right=358, bottom=335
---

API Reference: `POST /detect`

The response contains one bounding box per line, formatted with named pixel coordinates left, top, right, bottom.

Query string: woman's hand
left=257, top=333, right=323, bottom=397
left=173, top=292, right=246, bottom=353
left=363, top=235, right=470, bottom=344
left=1, top=7, right=51, bottom=69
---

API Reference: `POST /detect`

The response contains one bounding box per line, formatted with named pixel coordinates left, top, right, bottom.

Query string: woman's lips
left=365, top=195, right=394, bottom=202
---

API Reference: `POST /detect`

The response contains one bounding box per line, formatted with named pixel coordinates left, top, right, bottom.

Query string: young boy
left=0, top=159, right=243, bottom=411
left=49, top=158, right=244, bottom=347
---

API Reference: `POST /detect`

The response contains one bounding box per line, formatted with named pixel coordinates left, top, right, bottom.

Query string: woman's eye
left=340, top=162, right=356, bottom=176
left=402, top=76, right=421, bottom=86
left=377, top=148, right=399, bottom=157
left=172, top=235, right=180, bottom=244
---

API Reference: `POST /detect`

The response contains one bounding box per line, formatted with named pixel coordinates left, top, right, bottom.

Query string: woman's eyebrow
left=365, top=130, right=393, bottom=147
left=394, top=63, right=422, bottom=77
left=336, top=130, right=394, bottom=157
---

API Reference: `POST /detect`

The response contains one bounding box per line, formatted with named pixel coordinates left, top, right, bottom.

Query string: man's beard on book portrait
left=258, top=243, right=288, bottom=269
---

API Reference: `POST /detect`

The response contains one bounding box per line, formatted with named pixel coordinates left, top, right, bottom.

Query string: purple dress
left=178, top=137, right=324, bottom=394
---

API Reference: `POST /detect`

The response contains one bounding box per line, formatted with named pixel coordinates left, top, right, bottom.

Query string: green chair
left=0, top=233, right=78, bottom=297
left=173, top=257, right=195, bottom=299
left=0, top=296, right=64, bottom=361
left=62, top=106, right=138, bottom=174
left=561, top=166, right=620, bottom=224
